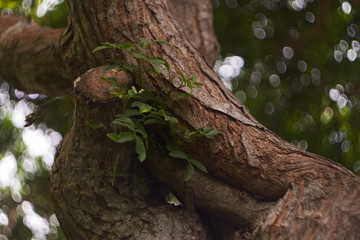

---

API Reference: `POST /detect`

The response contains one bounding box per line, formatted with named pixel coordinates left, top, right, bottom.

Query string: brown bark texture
left=0, top=15, right=71, bottom=95
left=1, top=0, right=360, bottom=239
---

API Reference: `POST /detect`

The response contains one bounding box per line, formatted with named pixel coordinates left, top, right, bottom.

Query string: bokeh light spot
left=235, top=91, right=247, bottom=103
left=282, top=46, right=294, bottom=59
left=269, top=74, right=280, bottom=87
left=347, top=49, right=357, bottom=61
left=253, top=28, right=266, bottom=39
left=329, top=88, right=340, bottom=101
left=342, top=2, right=352, bottom=14
left=218, top=65, right=234, bottom=79
left=264, top=102, right=275, bottom=115
left=297, top=60, right=307, bottom=72
left=305, top=12, right=315, bottom=23
left=334, top=50, right=343, bottom=62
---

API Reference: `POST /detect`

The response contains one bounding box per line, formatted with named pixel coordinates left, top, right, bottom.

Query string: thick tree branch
left=0, top=15, right=71, bottom=95
left=51, top=66, right=277, bottom=239
left=50, top=67, right=208, bottom=239
left=53, top=1, right=360, bottom=238
left=0, top=0, right=219, bottom=95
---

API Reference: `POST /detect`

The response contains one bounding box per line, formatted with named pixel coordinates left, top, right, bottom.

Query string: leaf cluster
left=93, top=38, right=169, bottom=77
left=94, top=38, right=203, bottom=99
left=93, top=38, right=221, bottom=187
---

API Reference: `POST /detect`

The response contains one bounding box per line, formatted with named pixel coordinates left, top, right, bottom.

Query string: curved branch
left=0, top=15, right=71, bottom=95
left=55, top=0, right=360, bottom=238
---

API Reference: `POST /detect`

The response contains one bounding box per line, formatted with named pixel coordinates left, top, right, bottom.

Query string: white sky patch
left=216, top=56, right=245, bottom=91
left=223, top=56, right=244, bottom=69
left=218, top=65, right=235, bottom=79
left=22, top=126, right=61, bottom=170
left=0, top=82, right=63, bottom=238
left=0, top=153, right=17, bottom=188
left=0, top=212, right=9, bottom=226
left=329, top=88, right=340, bottom=101
left=22, top=201, right=50, bottom=239
left=342, top=2, right=352, bottom=14
left=11, top=100, right=33, bottom=128
left=36, top=0, right=64, bottom=17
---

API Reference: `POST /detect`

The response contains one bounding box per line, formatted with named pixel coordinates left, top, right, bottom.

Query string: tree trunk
left=1, top=0, right=360, bottom=239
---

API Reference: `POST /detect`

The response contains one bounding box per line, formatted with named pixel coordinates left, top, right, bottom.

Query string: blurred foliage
left=0, top=0, right=67, bottom=28
left=0, top=82, right=67, bottom=239
left=0, top=1, right=69, bottom=239
left=214, top=0, right=360, bottom=172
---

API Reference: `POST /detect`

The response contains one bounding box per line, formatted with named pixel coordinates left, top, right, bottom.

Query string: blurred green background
left=1, top=0, right=360, bottom=239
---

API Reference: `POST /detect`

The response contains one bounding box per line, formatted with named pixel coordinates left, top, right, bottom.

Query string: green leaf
left=107, top=132, right=135, bottom=143
left=130, top=101, right=153, bottom=113
left=199, top=127, right=213, bottom=134
left=154, top=109, right=177, bottom=122
left=187, top=156, right=207, bottom=173
left=135, top=44, right=144, bottom=51
left=199, top=127, right=222, bottom=138
left=93, top=45, right=111, bottom=52
left=205, top=129, right=222, bottom=137
left=120, top=42, right=133, bottom=49
left=133, top=52, right=147, bottom=59
left=140, top=38, right=149, bottom=47
left=184, top=164, right=195, bottom=181
left=135, top=135, right=146, bottom=162
left=139, top=103, right=153, bottom=113
left=103, top=65, right=119, bottom=72
left=191, top=75, right=198, bottom=82
left=134, top=122, right=148, bottom=140
left=154, top=57, right=170, bottom=70
left=113, top=117, right=136, bottom=131
left=122, top=63, right=139, bottom=72
left=168, top=150, right=188, bottom=160
left=150, top=62, right=162, bottom=74
left=192, top=82, right=203, bottom=87
left=166, top=192, right=183, bottom=206
left=148, top=57, right=166, bottom=65
left=168, top=116, right=178, bottom=123
left=163, top=112, right=178, bottom=123
left=131, top=101, right=145, bottom=108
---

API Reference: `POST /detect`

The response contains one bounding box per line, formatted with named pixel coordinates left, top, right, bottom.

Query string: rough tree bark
left=1, top=0, right=360, bottom=239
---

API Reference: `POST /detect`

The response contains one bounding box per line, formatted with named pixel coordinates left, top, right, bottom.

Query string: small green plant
left=93, top=38, right=221, bottom=185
